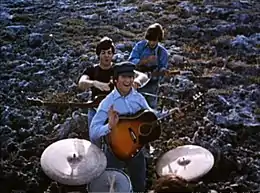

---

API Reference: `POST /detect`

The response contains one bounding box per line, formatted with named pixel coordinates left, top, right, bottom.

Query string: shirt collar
left=112, top=87, right=136, bottom=100
left=144, top=40, right=159, bottom=51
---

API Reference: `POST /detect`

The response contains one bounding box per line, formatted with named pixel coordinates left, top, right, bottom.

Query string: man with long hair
left=89, top=61, right=156, bottom=192
left=129, top=23, right=169, bottom=109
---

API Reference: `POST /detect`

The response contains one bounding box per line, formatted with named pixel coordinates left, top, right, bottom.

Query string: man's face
left=99, top=48, right=113, bottom=67
left=148, top=40, right=158, bottom=49
left=115, top=75, right=134, bottom=96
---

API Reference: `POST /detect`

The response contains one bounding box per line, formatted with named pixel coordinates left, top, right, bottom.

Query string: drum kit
left=41, top=139, right=214, bottom=192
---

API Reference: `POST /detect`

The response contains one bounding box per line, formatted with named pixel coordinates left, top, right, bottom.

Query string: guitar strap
left=100, top=136, right=107, bottom=152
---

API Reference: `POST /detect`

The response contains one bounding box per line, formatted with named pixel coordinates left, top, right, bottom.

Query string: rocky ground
left=0, top=0, right=260, bottom=192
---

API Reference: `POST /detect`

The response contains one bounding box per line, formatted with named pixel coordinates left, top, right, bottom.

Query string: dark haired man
left=90, top=61, right=183, bottom=192
left=78, top=37, right=148, bottom=144
left=128, top=23, right=169, bottom=109
left=89, top=61, right=155, bottom=193
left=151, top=174, right=193, bottom=193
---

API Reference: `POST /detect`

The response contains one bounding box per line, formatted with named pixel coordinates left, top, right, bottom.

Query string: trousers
left=104, top=146, right=146, bottom=193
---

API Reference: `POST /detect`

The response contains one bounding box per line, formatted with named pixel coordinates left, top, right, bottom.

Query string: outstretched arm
left=78, top=74, right=94, bottom=91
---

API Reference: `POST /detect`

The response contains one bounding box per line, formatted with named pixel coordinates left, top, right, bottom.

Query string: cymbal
left=40, top=138, right=107, bottom=186
left=156, top=145, right=214, bottom=181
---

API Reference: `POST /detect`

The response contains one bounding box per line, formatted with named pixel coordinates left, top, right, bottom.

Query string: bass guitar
left=140, top=69, right=181, bottom=88
left=107, top=92, right=204, bottom=160
left=26, top=94, right=106, bottom=109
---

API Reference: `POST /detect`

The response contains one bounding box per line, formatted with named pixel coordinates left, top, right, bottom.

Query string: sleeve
left=158, top=47, right=169, bottom=71
left=89, top=98, right=111, bottom=143
left=82, top=66, right=95, bottom=79
left=128, top=41, right=143, bottom=65
left=133, top=70, right=148, bottom=86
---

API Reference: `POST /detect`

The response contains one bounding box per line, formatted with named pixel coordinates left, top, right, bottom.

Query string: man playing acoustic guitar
left=78, top=37, right=148, bottom=134
left=90, top=61, right=183, bottom=192
left=89, top=61, right=156, bottom=192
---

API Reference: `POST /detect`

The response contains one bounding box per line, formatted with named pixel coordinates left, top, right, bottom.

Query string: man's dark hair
left=153, top=174, right=193, bottom=193
left=145, top=23, right=164, bottom=42
left=96, top=36, right=115, bottom=56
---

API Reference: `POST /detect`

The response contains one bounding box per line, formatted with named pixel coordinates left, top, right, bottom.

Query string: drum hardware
left=87, top=168, right=133, bottom=193
left=108, top=174, right=116, bottom=193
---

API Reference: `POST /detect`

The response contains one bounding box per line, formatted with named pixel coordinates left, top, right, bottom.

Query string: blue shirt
left=89, top=87, right=155, bottom=143
left=128, top=40, right=169, bottom=71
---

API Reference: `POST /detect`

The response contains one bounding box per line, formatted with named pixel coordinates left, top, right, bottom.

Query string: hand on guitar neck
left=169, top=107, right=185, bottom=120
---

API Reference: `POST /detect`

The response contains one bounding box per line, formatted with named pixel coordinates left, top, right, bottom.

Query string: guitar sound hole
left=139, top=124, right=152, bottom=136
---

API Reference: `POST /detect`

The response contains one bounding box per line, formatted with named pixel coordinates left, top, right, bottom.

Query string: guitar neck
left=35, top=101, right=99, bottom=108
left=154, top=93, right=203, bottom=124
left=150, top=70, right=181, bottom=77
left=150, top=71, right=166, bottom=77
left=27, top=95, right=105, bottom=109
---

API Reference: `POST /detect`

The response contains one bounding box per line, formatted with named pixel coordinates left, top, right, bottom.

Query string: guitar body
left=108, top=109, right=158, bottom=160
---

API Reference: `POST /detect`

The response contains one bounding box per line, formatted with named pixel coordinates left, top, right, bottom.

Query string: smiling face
left=99, top=48, right=113, bottom=69
left=115, top=75, right=134, bottom=96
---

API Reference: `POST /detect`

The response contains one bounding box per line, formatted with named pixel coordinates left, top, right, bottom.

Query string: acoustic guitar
left=107, top=92, right=204, bottom=160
